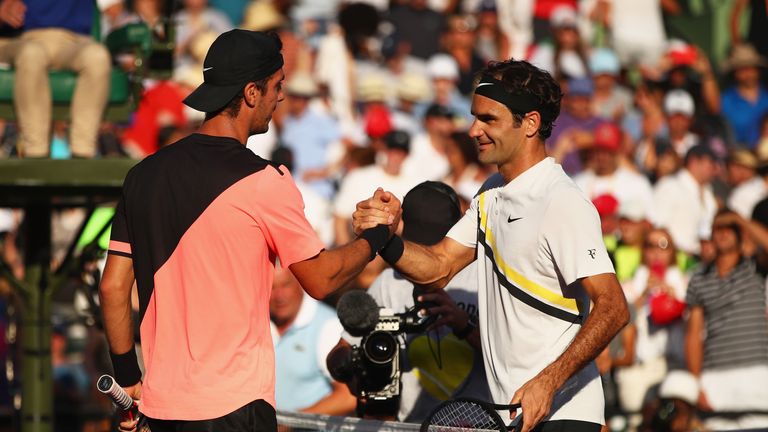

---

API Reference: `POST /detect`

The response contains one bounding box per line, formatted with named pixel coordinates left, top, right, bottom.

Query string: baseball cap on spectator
left=384, top=130, right=410, bottom=153
left=402, top=181, right=462, bottom=245
left=427, top=54, right=459, bottom=81
left=590, top=48, right=620, bottom=76
left=722, top=43, right=768, bottom=72
left=285, top=72, right=318, bottom=98
left=727, top=148, right=758, bottom=169
left=397, top=73, right=431, bottom=103
left=364, top=105, right=392, bottom=138
left=568, top=77, right=594, bottom=97
left=592, top=194, right=619, bottom=219
left=357, top=75, right=389, bottom=103
left=658, top=370, right=699, bottom=405
left=593, top=122, right=622, bottom=152
left=184, top=30, right=284, bottom=113
left=664, top=90, right=695, bottom=116
left=550, top=5, right=578, bottom=29
left=667, top=39, right=698, bottom=68
left=425, top=103, right=454, bottom=119
left=619, top=199, right=647, bottom=222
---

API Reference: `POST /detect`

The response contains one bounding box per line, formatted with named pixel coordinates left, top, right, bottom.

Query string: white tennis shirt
left=447, top=157, right=615, bottom=424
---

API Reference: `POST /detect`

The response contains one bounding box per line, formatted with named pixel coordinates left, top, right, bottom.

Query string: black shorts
left=146, top=399, right=277, bottom=432
left=533, top=420, right=602, bottom=432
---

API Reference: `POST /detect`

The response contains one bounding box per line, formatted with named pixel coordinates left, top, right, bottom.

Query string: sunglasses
left=645, top=237, right=670, bottom=250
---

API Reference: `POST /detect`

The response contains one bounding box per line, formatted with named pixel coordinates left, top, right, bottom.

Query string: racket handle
left=97, top=374, right=145, bottom=427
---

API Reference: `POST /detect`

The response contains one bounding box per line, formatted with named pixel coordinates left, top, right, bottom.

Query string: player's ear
left=524, top=111, right=541, bottom=138
left=243, top=82, right=260, bottom=108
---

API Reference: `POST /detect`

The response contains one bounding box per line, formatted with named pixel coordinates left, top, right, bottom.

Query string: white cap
left=357, top=74, right=389, bottom=102
left=550, top=5, right=578, bottom=29
left=619, top=199, right=647, bottom=222
left=664, top=90, right=695, bottom=116
left=427, top=54, right=459, bottom=80
left=286, top=72, right=318, bottom=97
left=97, top=0, right=122, bottom=11
left=659, top=370, right=699, bottom=405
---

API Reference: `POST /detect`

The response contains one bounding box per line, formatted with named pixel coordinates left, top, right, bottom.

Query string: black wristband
left=380, top=235, right=404, bottom=265
left=453, top=318, right=477, bottom=340
left=359, top=225, right=390, bottom=261
left=109, top=346, right=142, bottom=387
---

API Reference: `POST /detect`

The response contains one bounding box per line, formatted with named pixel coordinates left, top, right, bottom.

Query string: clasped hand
left=352, top=188, right=402, bottom=236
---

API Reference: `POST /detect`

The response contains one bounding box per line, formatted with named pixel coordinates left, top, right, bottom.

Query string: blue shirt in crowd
left=721, top=86, right=768, bottom=149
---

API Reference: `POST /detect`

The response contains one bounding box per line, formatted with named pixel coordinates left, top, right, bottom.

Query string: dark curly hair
left=478, top=60, right=563, bottom=139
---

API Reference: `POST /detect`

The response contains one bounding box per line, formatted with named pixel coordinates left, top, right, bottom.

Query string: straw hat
left=722, top=44, right=768, bottom=72
left=396, top=73, right=431, bottom=103
left=357, top=75, right=389, bottom=102
left=285, top=72, right=318, bottom=97
left=242, top=1, right=285, bottom=32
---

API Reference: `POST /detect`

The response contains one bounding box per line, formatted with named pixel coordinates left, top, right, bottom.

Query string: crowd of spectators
left=0, top=0, right=767, bottom=431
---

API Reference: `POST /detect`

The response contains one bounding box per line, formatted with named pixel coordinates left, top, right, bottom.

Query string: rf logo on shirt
left=587, top=249, right=596, bottom=259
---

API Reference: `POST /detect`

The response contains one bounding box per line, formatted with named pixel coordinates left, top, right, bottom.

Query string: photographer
left=330, top=182, right=490, bottom=421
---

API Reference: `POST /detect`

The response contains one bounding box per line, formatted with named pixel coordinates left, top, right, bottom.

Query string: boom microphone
left=337, top=290, right=380, bottom=337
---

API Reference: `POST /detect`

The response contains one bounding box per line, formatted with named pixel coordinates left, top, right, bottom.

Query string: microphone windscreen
left=337, top=290, right=379, bottom=337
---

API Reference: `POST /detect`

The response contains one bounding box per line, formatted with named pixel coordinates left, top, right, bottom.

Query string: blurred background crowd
left=0, top=0, right=767, bottom=431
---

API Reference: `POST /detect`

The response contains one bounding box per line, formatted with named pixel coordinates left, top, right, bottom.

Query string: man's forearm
left=100, top=286, right=135, bottom=354
left=537, top=289, right=629, bottom=389
left=291, top=239, right=373, bottom=299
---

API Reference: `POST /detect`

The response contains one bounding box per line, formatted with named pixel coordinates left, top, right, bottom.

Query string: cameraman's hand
left=353, top=188, right=402, bottom=236
left=418, top=290, right=469, bottom=332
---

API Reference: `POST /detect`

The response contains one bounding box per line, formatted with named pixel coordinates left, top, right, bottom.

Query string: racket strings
left=429, top=401, right=499, bottom=431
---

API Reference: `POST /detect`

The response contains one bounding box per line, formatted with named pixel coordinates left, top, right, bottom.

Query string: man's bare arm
left=290, top=238, right=379, bottom=299
left=391, top=237, right=476, bottom=290
left=98, top=254, right=136, bottom=357
left=685, top=305, right=705, bottom=376
left=511, top=273, right=629, bottom=432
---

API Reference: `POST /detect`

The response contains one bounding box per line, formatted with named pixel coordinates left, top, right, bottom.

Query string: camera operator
left=329, top=181, right=490, bottom=421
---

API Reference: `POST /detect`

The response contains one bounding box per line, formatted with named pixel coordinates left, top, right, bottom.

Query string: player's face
left=469, top=95, right=526, bottom=167
left=251, top=69, right=285, bottom=135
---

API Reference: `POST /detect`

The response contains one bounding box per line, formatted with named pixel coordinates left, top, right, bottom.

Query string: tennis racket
left=421, top=397, right=523, bottom=432
left=97, top=374, right=150, bottom=432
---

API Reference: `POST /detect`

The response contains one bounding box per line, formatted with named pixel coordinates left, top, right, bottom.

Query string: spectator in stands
left=727, top=151, right=766, bottom=219
left=663, top=90, right=700, bottom=157
left=174, top=0, right=233, bottom=71
left=549, top=77, right=600, bottom=175
left=719, top=44, right=768, bottom=149
left=333, top=130, right=420, bottom=246
left=271, top=264, right=355, bottom=415
left=575, top=122, right=655, bottom=221
left=391, top=73, right=431, bottom=137
left=685, top=209, right=768, bottom=431
left=589, top=48, right=633, bottom=122
left=657, top=40, right=721, bottom=117
left=441, top=14, right=485, bottom=96
left=614, top=199, right=651, bottom=283
left=616, top=228, right=688, bottom=431
left=473, top=2, right=511, bottom=63
left=605, top=0, right=666, bottom=70
left=528, top=5, right=590, bottom=80
left=280, top=72, right=340, bottom=200
left=0, top=0, right=111, bottom=158
left=387, top=0, right=445, bottom=60
left=424, top=53, right=472, bottom=126
left=653, top=144, right=719, bottom=257
left=402, top=104, right=454, bottom=183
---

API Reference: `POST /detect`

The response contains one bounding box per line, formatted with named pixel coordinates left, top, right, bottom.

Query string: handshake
left=353, top=188, right=403, bottom=238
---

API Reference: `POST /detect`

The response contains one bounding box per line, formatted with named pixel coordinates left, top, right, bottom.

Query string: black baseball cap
left=401, top=181, right=462, bottom=245
left=384, top=130, right=411, bottom=152
left=183, top=30, right=284, bottom=113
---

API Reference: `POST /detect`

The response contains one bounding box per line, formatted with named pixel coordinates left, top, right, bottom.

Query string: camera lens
left=364, top=331, right=397, bottom=364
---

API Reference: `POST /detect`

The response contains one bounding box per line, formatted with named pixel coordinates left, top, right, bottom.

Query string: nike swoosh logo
left=476, top=82, right=494, bottom=88
left=203, top=67, right=213, bottom=72
left=507, top=216, right=522, bottom=223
